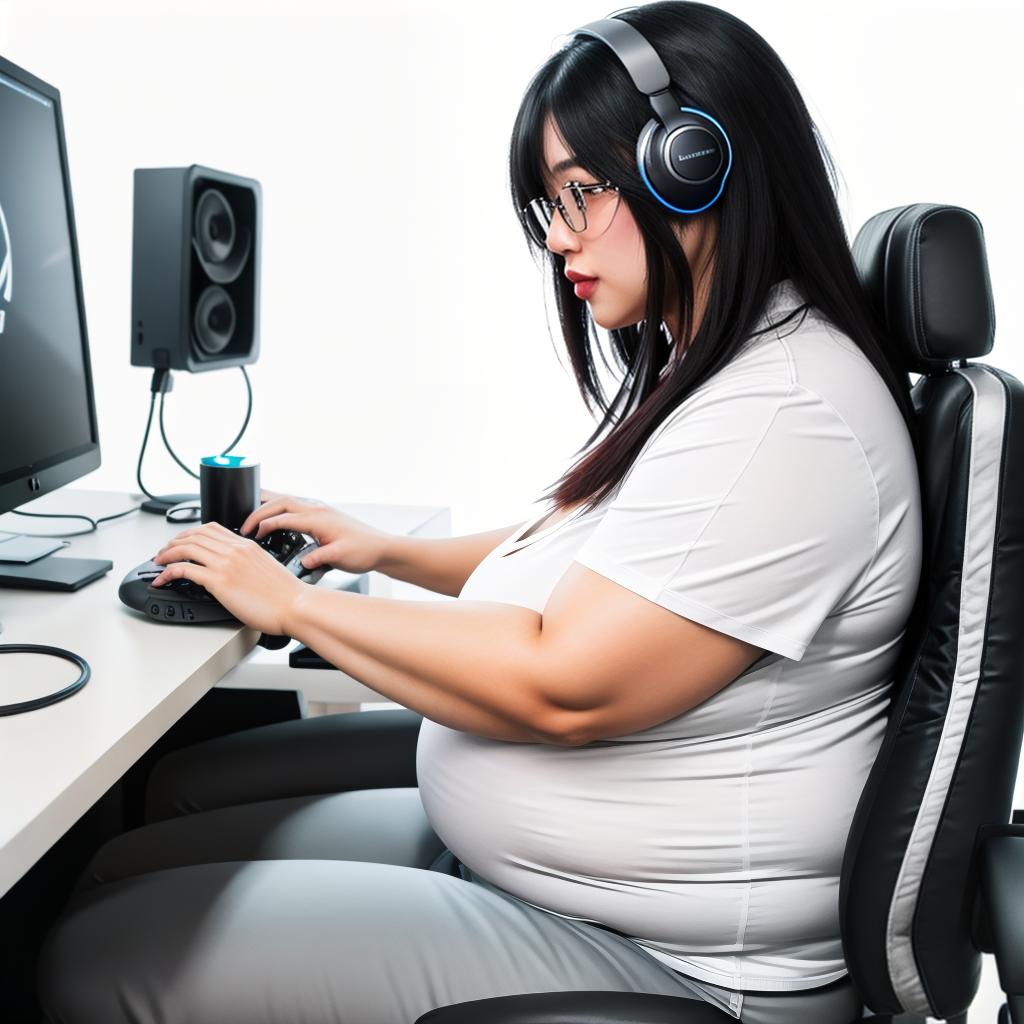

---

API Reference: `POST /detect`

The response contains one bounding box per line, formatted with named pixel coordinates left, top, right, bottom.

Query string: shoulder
left=654, top=349, right=861, bottom=451
left=632, top=326, right=880, bottom=521
left=657, top=307, right=887, bottom=441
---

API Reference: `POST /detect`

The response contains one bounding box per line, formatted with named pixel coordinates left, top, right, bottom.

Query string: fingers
left=150, top=541, right=220, bottom=586
left=163, top=522, right=238, bottom=546
left=160, top=523, right=243, bottom=552
left=152, top=526, right=264, bottom=581
left=241, top=495, right=305, bottom=536
left=253, top=512, right=309, bottom=539
left=154, top=535, right=231, bottom=566
left=151, top=559, right=213, bottom=588
left=299, top=544, right=322, bottom=569
left=241, top=498, right=291, bottom=537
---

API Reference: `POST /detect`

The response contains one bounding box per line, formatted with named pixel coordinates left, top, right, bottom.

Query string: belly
left=414, top=708, right=876, bottom=952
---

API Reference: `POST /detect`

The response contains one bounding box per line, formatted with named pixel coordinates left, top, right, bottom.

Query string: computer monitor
left=0, top=54, right=111, bottom=596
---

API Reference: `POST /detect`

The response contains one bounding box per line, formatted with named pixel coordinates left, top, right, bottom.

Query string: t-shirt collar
left=752, top=278, right=807, bottom=333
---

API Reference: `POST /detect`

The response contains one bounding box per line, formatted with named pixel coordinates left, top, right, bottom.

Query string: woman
left=38, top=3, right=922, bottom=1023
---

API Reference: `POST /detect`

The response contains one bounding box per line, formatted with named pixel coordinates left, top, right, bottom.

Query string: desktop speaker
left=131, top=165, right=261, bottom=373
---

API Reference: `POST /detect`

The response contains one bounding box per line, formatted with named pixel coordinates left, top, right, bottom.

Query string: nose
left=545, top=208, right=582, bottom=257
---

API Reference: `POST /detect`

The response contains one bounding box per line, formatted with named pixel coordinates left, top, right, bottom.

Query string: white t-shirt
left=416, top=278, right=923, bottom=998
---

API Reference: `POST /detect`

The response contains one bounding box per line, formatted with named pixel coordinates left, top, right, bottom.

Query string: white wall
left=1, top=3, right=1021, bottom=1012
left=1, top=0, right=1020, bottom=535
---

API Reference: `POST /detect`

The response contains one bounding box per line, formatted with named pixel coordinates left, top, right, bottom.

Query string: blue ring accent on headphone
left=639, top=106, right=733, bottom=215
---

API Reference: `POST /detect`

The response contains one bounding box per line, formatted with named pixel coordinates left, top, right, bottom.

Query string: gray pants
left=37, top=711, right=864, bottom=1024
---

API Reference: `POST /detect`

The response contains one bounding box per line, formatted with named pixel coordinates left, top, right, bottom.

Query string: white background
left=1, top=1, right=1022, bottom=1018
left=1, top=0, right=1021, bottom=535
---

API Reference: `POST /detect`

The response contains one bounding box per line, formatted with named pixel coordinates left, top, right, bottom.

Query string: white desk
left=0, top=488, right=450, bottom=900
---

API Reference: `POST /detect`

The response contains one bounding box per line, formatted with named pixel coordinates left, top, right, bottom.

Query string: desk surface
left=0, top=488, right=446, bottom=899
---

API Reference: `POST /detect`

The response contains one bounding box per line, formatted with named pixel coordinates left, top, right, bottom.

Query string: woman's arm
left=373, top=523, right=524, bottom=598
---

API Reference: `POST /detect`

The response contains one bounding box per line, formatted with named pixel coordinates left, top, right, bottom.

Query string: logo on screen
left=0, top=199, right=11, bottom=336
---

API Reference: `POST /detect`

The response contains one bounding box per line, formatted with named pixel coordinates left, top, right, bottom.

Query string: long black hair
left=508, top=1, right=919, bottom=514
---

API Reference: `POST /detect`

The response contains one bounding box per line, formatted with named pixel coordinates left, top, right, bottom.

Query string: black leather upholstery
left=416, top=992, right=735, bottom=1023
left=852, top=203, right=995, bottom=372
left=840, top=204, right=1024, bottom=1020
left=979, top=834, right=1024, bottom=1024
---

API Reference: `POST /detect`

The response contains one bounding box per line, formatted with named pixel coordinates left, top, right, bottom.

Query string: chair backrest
left=838, top=203, right=1024, bottom=1020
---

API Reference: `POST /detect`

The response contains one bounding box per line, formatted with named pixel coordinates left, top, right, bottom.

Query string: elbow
left=529, top=638, right=598, bottom=746
left=541, top=706, right=595, bottom=747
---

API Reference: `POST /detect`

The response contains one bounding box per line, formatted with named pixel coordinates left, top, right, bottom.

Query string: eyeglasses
left=522, top=180, right=622, bottom=248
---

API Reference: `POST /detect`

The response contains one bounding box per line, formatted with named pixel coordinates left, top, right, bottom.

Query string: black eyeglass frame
left=522, top=180, right=621, bottom=245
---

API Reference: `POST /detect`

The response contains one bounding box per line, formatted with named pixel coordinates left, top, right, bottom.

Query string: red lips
left=565, top=269, right=597, bottom=283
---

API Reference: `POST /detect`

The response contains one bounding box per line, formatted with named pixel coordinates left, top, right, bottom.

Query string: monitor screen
left=0, top=57, right=99, bottom=513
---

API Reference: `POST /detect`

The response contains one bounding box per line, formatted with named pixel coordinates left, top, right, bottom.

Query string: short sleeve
left=573, top=378, right=878, bottom=661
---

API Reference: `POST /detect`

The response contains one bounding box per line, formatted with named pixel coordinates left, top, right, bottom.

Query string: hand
left=150, top=521, right=306, bottom=636
left=240, top=489, right=391, bottom=575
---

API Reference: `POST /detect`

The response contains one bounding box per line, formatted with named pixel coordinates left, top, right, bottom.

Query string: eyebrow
left=549, top=157, right=584, bottom=177
left=542, top=157, right=589, bottom=197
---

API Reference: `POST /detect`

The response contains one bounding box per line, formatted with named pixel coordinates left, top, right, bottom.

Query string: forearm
left=285, top=586, right=568, bottom=744
left=374, top=523, right=524, bottom=597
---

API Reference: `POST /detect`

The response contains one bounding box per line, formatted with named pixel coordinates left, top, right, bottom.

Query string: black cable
left=159, top=389, right=199, bottom=480
left=11, top=364, right=253, bottom=534
left=0, top=644, right=90, bottom=716
left=135, top=386, right=161, bottom=500
left=225, top=365, right=254, bottom=454
left=15, top=373, right=164, bottom=532
left=155, top=366, right=253, bottom=481
left=10, top=502, right=140, bottom=537
left=1, top=373, right=250, bottom=715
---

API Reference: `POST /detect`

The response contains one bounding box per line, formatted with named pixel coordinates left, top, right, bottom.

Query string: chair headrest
left=851, top=203, right=996, bottom=374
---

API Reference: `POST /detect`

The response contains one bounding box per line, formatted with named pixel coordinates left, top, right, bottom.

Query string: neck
left=666, top=251, right=715, bottom=348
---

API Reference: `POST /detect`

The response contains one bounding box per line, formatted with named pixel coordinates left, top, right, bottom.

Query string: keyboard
left=118, top=528, right=328, bottom=649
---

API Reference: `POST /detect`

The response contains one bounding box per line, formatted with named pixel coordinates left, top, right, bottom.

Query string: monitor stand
left=0, top=552, right=113, bottom=592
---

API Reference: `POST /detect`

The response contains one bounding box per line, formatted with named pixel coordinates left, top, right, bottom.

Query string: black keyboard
left=118, top=528, right=328, bottom=649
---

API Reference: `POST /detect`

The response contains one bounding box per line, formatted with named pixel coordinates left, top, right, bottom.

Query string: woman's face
left=539, top=114, right=715, bottom=345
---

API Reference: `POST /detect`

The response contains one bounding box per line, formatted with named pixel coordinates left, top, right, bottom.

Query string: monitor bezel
left=0, top=53, right=101, bottom=516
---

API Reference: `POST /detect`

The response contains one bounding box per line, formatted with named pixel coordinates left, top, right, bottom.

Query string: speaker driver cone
left=193, top=285, right=236, bottom=355
left=194, top=188, right=236, bottom=264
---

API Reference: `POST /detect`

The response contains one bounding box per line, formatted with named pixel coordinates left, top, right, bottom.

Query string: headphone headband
left=569, top=18, right=671, bottom=95
left=565, top=10, right=733, bottom=215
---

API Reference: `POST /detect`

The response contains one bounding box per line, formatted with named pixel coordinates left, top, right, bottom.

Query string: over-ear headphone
left=568, top=10, right=733, bottom=215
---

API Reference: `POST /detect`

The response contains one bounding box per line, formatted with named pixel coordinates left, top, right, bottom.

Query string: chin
left=591, top=311, right=632, bottom=331
left=587, top=296, right=643, bottom=333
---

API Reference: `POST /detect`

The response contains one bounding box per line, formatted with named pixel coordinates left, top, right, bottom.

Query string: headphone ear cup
left=636, top=109, right=732, bottom=215
left=636, top=117, right=668, bottom=204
